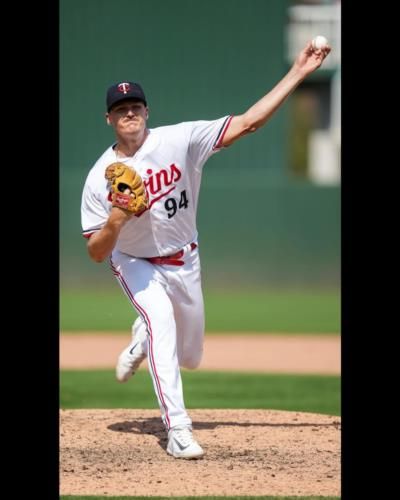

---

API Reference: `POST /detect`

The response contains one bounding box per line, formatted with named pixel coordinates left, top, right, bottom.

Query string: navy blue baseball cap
left=106, top=81, right=147, bottom=111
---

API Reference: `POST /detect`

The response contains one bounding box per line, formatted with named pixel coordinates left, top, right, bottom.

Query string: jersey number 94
left=164, top=190, right=189, bottom=219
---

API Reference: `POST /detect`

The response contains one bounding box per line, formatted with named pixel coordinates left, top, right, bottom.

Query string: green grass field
left=60, top=289, right=340, bottom=333
left=60, top=370, right=340, bottom=416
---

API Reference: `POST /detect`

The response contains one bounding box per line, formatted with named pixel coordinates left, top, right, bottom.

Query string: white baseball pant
left=110, top=243, right=204, bottom=430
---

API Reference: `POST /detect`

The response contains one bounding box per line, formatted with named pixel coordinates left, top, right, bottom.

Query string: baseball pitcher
left=81, top=41, right=331, bottom=459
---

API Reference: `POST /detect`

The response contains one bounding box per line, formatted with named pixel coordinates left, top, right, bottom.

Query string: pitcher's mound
left=60, top=408, right=340, bottom=497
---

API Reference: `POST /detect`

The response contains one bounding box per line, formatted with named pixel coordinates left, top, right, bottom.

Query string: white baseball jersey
left=81, top=115, right=233, bottom=257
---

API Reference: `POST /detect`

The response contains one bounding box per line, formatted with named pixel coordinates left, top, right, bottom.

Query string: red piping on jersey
left=213, top=115, right=234, bottom=150
left=83, top=231, right=95, bottom=239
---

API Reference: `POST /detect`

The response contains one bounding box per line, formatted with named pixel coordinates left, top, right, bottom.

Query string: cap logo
left=117, top=82, right=131, bottom=94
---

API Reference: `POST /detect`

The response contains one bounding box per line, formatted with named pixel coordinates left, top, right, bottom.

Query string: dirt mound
left=60, top=408, right=341, bottom=497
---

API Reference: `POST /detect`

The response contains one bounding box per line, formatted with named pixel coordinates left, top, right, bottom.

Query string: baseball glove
left=105, top=162, right=149, bottom=214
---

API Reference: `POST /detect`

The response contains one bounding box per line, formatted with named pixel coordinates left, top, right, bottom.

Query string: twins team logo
left=117, top=82, right=131, bottom=94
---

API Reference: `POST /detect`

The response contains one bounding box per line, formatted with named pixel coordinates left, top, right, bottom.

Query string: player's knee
left=181, top=359, right=200, bottom=370
left=181, top=352, right=202, bottom=369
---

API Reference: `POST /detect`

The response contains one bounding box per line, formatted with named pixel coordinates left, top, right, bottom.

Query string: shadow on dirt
left=108, top=417, right=340, bottom=434
left=107, top=416, right=340, bottom=453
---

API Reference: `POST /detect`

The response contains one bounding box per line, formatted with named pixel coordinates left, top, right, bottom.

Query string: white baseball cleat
left=116, top=317, right=147, bottom=382
left=166, top=425, right=204, bottom=459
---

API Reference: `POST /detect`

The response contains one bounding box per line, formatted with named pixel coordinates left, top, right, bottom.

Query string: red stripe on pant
left=109, top=260, right=171, bottom=429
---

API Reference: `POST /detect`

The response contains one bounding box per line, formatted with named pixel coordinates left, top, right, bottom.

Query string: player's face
left=107, top=100, right=148, bottom=136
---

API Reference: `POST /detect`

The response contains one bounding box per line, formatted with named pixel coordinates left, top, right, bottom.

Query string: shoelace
left=172, top=426, right=194, bottom=446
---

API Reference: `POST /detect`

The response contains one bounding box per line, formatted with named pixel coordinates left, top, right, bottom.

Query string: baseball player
left=81, top=41, right=330, bottom=459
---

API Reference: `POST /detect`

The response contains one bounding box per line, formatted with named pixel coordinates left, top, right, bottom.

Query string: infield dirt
left=60, top=408, right=340, bottom=496
left=60, top=333, right=340, bottom=374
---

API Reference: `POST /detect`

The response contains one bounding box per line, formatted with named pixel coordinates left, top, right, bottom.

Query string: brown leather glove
left=105, top=162, right=149, bottom=215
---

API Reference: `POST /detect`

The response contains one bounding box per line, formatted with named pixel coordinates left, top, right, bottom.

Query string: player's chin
left=124, top=122, right=142, bottom=132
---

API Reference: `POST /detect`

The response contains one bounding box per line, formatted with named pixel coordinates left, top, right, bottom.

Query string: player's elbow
left=87, top=240, right=108, bottom=263
left=90, top=253, right=106, bottom=263
left=241, top=115, right=260, bottom=134
left=88, top=249, right=106, bottom=263
left=235, top=115, right=259, bottom=138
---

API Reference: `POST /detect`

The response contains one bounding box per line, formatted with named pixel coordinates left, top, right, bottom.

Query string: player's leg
left=110, top=251, right=192, bottom=431
left=115, top=315, right=148, bottom=382
left=162, top=247, right=205, bottom=457
left=167, top=248, right=205, bottom=369
left=170, top=281, right=204, bottom=369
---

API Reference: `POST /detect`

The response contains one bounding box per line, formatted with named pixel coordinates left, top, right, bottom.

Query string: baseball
left=312, top=35, right=328, bottom=50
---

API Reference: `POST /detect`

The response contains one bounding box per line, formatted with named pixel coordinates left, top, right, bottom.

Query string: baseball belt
left=146, top=243, right=197, bottom=266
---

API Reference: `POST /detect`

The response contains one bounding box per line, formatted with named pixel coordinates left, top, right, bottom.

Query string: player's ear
left=145, top=107, right=149, bottom=120
left=106, top=113, right=111, bottom=125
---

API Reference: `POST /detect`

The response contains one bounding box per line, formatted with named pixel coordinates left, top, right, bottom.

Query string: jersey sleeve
left=81, top=178, right=110, bottom=239
left=188, top=115, right=234, bottom=169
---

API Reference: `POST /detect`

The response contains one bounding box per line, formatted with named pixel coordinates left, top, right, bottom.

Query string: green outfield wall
left=60, top=0, right=340, bottom=290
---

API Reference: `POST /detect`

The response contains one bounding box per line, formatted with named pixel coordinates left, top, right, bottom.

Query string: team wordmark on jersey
left=144, top=163, right=185, bottom=212
left=144, top=164, right=182, bottom=195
